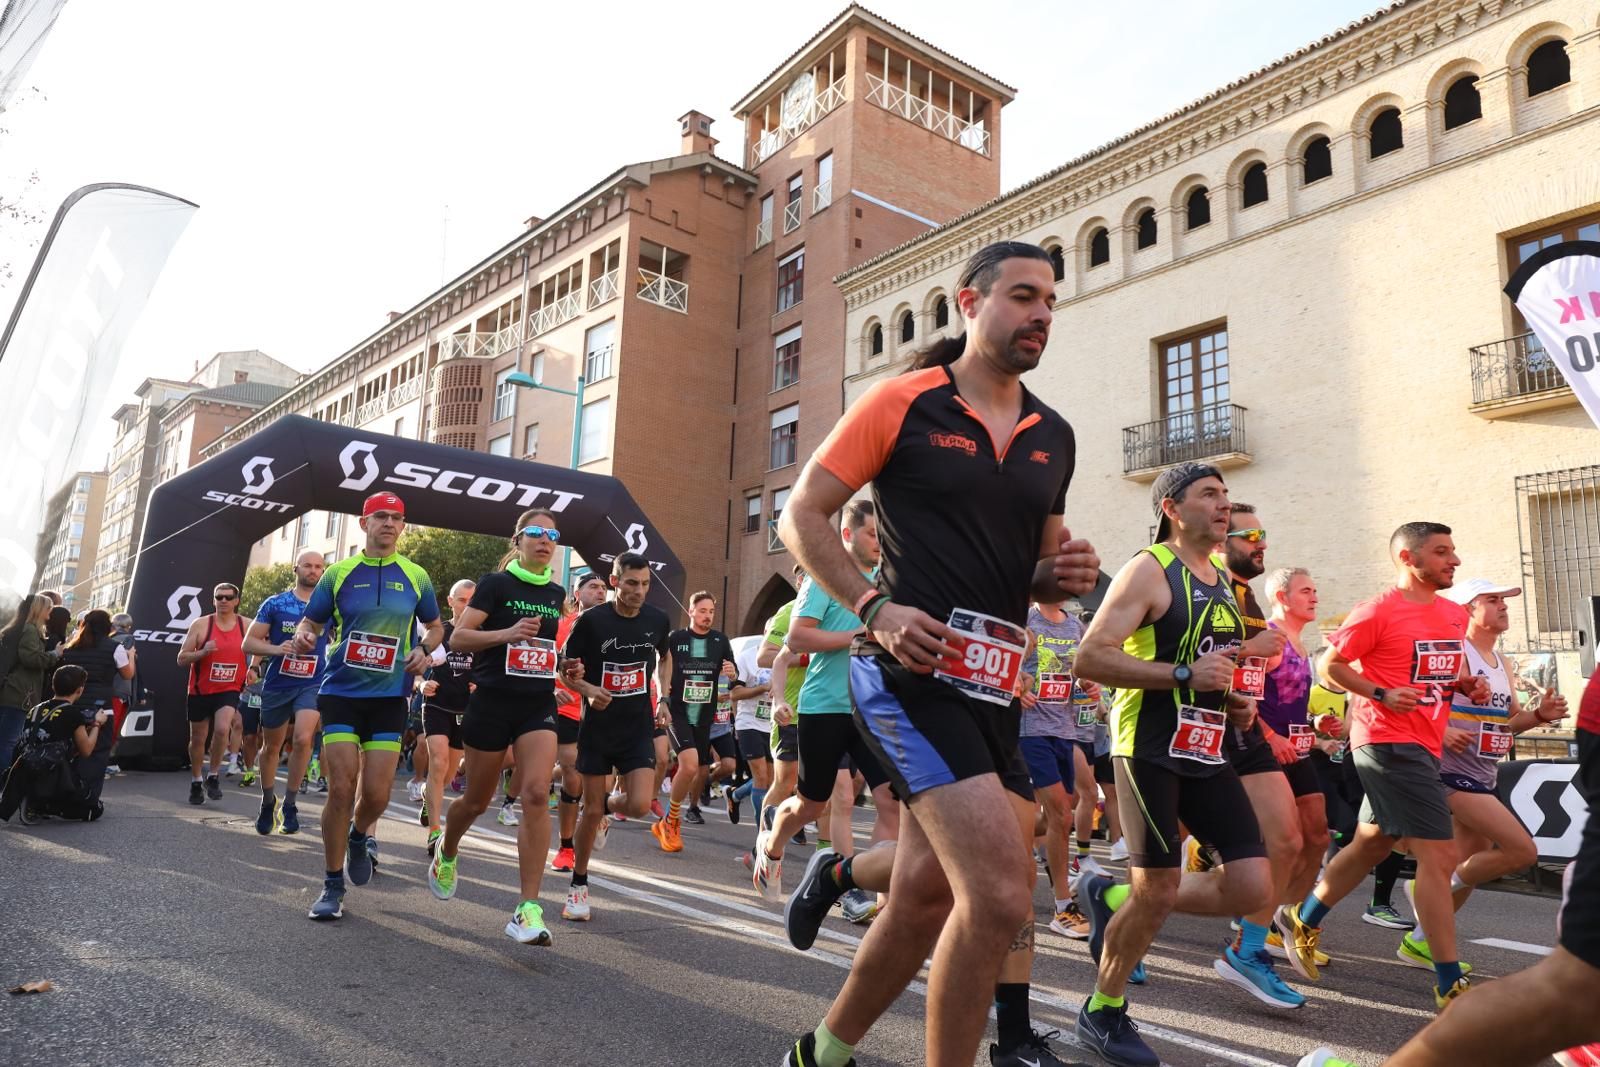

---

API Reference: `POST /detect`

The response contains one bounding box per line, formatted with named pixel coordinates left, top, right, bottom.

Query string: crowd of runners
left=60, top=240, right=1600, bottom=1067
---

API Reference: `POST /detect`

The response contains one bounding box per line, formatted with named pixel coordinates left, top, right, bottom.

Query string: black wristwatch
left=1372, top=687, right=1388, bottom=707
left=1172, top=664, right=1193, bottom=687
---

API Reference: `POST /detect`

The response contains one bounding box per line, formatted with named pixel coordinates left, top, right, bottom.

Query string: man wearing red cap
left=292, top=491, right=443, bottom=921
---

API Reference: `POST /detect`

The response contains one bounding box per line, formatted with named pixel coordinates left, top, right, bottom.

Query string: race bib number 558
left=936, top=609, right=1026, bottom=707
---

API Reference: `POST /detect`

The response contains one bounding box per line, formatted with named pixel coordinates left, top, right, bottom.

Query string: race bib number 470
left=346, top=631, right=400, bottom=673
left=1037, top=672, right=1072, bottom=704
left=935, top=609, right=1026, bottom=707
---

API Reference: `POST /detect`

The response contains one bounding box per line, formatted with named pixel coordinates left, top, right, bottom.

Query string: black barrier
left=120, top=415, right=685, bottom=766
left=1497, top=758, right=1589, bottom=863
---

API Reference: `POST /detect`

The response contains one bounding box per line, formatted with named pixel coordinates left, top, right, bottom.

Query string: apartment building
left=838, top=0, right=1600, bottom=678
left=33, top=471, right=107, bottom=612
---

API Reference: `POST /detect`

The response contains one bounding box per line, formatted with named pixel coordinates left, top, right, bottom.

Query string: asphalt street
left=1, top=770, right=1567, bottom=1067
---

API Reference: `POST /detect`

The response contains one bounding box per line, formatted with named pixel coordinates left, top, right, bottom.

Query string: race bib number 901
left=506, top=638, right=558, bottom=679
left=935, top=609, right=1026, bottom=707
left=346, top=631, right=400, bottom=673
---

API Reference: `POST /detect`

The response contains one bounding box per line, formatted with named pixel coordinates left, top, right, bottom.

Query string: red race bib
left=1477, top=721, right=1513, bottom=759
left=1287, top=722, right=1314, bottom=760
left=1169, top=705, right=1227, bottom=765
left=601, top=661, right=647, bottom=697
left=1232, top=657, right=1266, bottom=699
left=1037, top=672, right=1072, bottom=704
left=346, top=631, right=399, bottom=673
left=506, top=638, right=558, bottom=679
left=281, top=654, right=318, bottom=680
left=208, top=661, right=240, bottom=686
left=935, top=609, right=1026, bottom=707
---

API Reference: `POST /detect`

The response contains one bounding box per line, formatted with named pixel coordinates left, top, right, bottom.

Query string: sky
left=1, top=0, right=1388, bottom=464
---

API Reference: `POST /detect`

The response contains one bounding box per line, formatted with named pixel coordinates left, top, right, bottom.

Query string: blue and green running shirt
left=304, top=553, right=440, bottom=699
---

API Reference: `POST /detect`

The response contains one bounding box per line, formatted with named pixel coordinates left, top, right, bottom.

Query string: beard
left=1226, top=542, right=1264, bottom=579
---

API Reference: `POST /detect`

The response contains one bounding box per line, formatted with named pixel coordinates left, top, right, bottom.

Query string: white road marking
left=1470, top=937, right=1554, bottom=957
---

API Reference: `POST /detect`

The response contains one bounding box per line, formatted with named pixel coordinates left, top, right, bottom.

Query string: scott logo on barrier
left=336, top=439, right=585, bottom=510
left=203, top=455, right=294, bottom=513
left=134, top=585, right=203, bottom=645
left=597, top=522, right=667, bottom=573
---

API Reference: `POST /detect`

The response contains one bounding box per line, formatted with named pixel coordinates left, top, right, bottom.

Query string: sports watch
left=1172, top=664, right=1193, bottom=687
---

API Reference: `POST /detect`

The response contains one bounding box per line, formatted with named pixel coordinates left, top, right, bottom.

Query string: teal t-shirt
left=794, top=573, right=866, bottom=715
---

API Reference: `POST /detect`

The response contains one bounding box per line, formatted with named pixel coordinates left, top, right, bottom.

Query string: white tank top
left=1439, top=641, right=1515, bottom=786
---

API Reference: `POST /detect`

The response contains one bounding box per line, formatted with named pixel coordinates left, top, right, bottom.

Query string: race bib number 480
left=601, top=661, right=648, bottom=697
left=935, top=609, right=1026, bottom=707
left=346, top=631, right=400, bottom=673
left=506, top=638, right=558, bottom=679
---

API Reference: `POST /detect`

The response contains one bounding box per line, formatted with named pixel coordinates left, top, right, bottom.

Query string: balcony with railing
left=587, top=270, right=618, bottom=310
left=355, top=397, right=387, bottom=426
left=755, top=217, right=772, bottom=249
left=1469, top=332, right=1575, bottom=415
left=749, top=79, right=847, bottom=168
left=1122, top=403, right=1251, bottom=479
left=528, top=291, right=583, bottom=338
left=783, top=197, right=802, bottom=234
left=812, top=180, right=832, bottom=214
left=866, top=73, right=990, bottom=156
left=637, top=270, right=688, bottom=313
left=391, top=375, right=423, bottom=406
left=440, top=323, right=523, bottom=362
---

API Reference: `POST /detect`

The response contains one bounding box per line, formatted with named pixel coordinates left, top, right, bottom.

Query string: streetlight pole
left=505, top=369, right=586, bottom=586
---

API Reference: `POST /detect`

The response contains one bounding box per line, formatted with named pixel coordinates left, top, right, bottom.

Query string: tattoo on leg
left=1009, top=921, right=1035, bottom=952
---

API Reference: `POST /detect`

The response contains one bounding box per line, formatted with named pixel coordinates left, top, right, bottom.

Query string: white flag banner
left=1506, top=239, right=1600, bottom=431
left=0, top=183, right=197, bottom=597
left=0, top=0, right=69, bottom=112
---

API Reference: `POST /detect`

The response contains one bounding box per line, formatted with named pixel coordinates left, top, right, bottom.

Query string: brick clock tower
left=728, top=6, right=1014, bottom=631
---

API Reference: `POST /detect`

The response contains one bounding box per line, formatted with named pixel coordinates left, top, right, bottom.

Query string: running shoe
left=223, top=754, right=238, bottom=777
left=563, top=885, right=591, bottom=922
left=1049, top=902, right=1092, bottom=940
left=1555, top=1043, right=1600, bottom=1067
left=786, top=849, right=845, bottom=949
left=1362, top=903, right=1415, bottom=930
left=1214, top=945, right=1305, bottom=1009
left=505, top=900, right=553, bottom=945
left=752, top=830, right=783, bottom=901
left=240, top=769, right=258, bottom=787
left=497, top=801, right=520, bottom=827
left=783, top=1031, right=856, bottom=1067
left=188, top=780, right=204, bottom=806
left=1395, top=933, right=1473, bottom=974
left=724, top=785, right=741, bottom=825
left=205, top=775, right=223, bottom=802
left=683, top=806, right=706, bottom=826
left=650, top=817, right=683, bottom=853
left=1109, top=837, right=1129, bottom=862
left=841, top=888, right=878, bottom=925
left=1078, top=854, right=1109, bottom=882
left=307, top=876, right=345, bottom=921
left=650, top=798, right=664, bottom=820
left=314, top=776, right=327, bottom=794
left=255, top=794, right=276, bottom=836
left=1129, top=960, right=1147, bottom=985
left=1075, top=998, right=1157, bottom=1067
left=1183, top=835, right=1217, bottom=873
left=1266, top=930, right=1328, bottom=968
left=104, top=763, right=120, bottom=777
left=1296, top=1052, right=1358, bottom=1067
left=990, top=1027, right=1073, bottom=1066
left=279, top=799, right=299, bottom=835
left=1433, top=976, right=1470, bottom=1011
left=551, top=846, right=576, bottom=872
left=792, top=827, right=807, bottom=846
left=595, top=813, right=610, bottom=851
left=406, top=779, right=424, bottom=803
left=428, top=845, right=457, bottom=899
left=418, top=799, right=429, bottom=827
left=307, top=756, right=321, bottom=783
left=425, top=829, right=441, bottom=857
left=449, top=773, right=464, bottom=795
left=346, top=829, right=375, bottom=886
left=1077, top=873, right=1115, bottom=965
left=1273, top=903, right=1323, bottom=982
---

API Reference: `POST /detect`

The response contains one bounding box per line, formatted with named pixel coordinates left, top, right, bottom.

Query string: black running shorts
left=556, top=712, right=581, bottom=747
left=667, top=707, right=712, bottom=763
left=461, top=688, right=557, bottom=752
left=1281, top=755, right=1321, bottom=799
left=575, top=723, right=656, bottom=777
left=422, top=704, right=464, bottom=749
left=186, top=690, right=241, bottom=724
left=796, top=713, right=888, bottom=803
left=737, top=727, right=770, bottom=762
left=1113, top=756, right=1266, bottom=869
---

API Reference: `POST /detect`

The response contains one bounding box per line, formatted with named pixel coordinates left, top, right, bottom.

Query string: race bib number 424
left=935, top=609, right=1026, bottom=707
left=506, top=638, right=558, bottom=679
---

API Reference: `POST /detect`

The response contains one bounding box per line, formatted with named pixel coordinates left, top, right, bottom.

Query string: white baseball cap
left=1442, top=578, right=1522, bottom=605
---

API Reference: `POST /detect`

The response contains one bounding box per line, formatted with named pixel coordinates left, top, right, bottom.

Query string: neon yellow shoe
left=1397, top=933, right=1472, bottom=975
left=505, top=900, right=552, bottom=945
left=428, top=846, right=457, bottom=900
left=1434, top=975, right=1470, bottom=1011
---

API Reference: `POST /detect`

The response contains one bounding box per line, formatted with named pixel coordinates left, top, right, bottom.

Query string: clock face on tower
left=781, top=71, right=816, bottom=128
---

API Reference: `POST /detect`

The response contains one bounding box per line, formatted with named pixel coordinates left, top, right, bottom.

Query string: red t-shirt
left=1330, top=587, right=1469, bottom=757
left=555, top=612, right=580, bottom=721
left=1578, top=668, right=1600, bottom=737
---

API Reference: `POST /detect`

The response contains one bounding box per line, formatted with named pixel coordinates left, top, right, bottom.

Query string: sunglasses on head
left=521, top=525, right=561, bottom=543
left=1228, top=528, right=1267, bottom=544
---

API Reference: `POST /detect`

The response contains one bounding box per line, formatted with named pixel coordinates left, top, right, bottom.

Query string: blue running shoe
left=1214, top=945, right=1305, bottom=1009
left=1075, top=997, right=1158, bottom=1066
left=255, top=794, right=276, bottom=836
left=346, top=828, right=374, bottom=886
left=1129, top=960, right=1147, bottom=985
left=1077, top=873, right=1115, bottom=965
left=308, top=876, right=345, bottom=921
left=279, top=799, right=300, bottom=835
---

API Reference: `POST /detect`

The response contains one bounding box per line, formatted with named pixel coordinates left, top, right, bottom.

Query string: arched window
left=1185, top=187, right=1211, bottom=230
left=1302, top=136, right=1333, bottom=184
left=934, top=296, right=949, bottom=329
left=869, top=324, right=883, bottom=356
left=1048, top=246, right=1066, bottom=281
left=1088, top=228, right=1110, bottom=267
left=1241, top=162, right=1268, bottom=208
left=899, top=310, right=915, bottom=345
left=1443, top=74, right=1482, bottom=129
left=1135, top=209, right=1157, bottom=249
left=1526, top=39, right=1571, bottom=96
left=1369, top=107, right=1403, bottom=158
